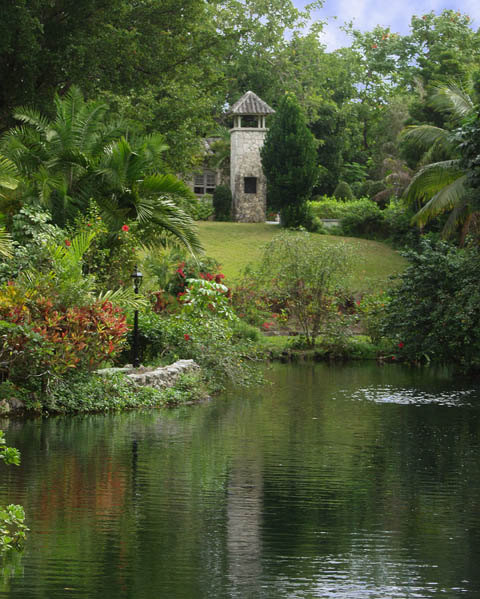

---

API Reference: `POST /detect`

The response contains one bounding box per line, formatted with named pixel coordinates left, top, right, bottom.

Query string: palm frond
left=401, top=125, right=456, bottom=155
left=430, top=83, right=474, bottom=121
left=404, top=160, right=464, bottom=206
left=98, top=137, right=135, bottom=189
left=137, top=198, right=203, bottom=255
left=0, top=155, right=19, bottom=192
left=412, top=175, right=468, bottom=226
left=0, top=227, right=13, bottom=258
left=442, top=195, right=471, bottom=239
left=13, top=106, right=52, bottom=136
left=96, top=287, right=148, bottom=310
left=69, top=230, right=96, bottom=262
left=139, top=133, right=169, bottom=167
left=139, top=174, right=193, bottom=199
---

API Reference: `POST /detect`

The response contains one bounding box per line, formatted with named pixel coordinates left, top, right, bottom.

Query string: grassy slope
left=196, top=221, right=406, bottom=293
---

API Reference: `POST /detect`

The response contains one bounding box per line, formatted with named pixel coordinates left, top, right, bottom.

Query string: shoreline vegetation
left=0, top=333, right=420, bottom=418
left=2, top=225, right=479, bottom=418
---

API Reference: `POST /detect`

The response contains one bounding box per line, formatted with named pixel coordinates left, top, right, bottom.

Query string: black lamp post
left=131, top=265, right=143, bottom=368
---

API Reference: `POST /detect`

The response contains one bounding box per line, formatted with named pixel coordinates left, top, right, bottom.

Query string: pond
left=1, top=362, right=480, bottom=598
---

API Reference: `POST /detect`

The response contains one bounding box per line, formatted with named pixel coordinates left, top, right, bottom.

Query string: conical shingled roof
left=229, top=91, right=275, bottom=115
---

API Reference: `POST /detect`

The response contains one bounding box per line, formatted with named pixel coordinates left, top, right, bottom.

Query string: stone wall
left=230, top=128, right=267, bottom=222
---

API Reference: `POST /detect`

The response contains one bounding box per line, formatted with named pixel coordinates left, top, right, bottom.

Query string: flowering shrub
left=231, top=271, right=273, bottom=326
left=166, top=256, right=222, bottom=298
left=179, top=278, right=235, bottom=320
left=0, top=283, right=128, bottom=390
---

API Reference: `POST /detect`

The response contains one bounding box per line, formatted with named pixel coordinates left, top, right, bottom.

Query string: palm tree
left=1, top=86, right=120, bottom=226
left=97, top=136, right=203, bottom=254
left=1, top=86, right=202, bottom=254
left=402, top=83, right=478, bottom=242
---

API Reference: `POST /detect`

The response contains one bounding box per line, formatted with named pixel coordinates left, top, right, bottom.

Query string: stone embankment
left=0, top=360, right=200, bottom=415
left=97, top=359, right=200, bottom=390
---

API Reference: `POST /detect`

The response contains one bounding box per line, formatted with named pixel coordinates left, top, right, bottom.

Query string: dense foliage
left=382, top=241, right=480, bottom=372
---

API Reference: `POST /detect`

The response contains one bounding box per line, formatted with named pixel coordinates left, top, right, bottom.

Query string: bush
left=383, top=200, right=420, bottom=247
left=333, top=180, right=354, bottom=201
left=308, top=197, right=351, bottom=219
left=181, top=195, right=214, bottom=220
left=123, top=311, right=260, bottom=391
left=340, top=199, right=385, bottom=237
left=212, top=185, right=232, bottom=221
left=249, top=231, right=352, bottom=347
left=0, top=284, right=128, bottom=391
left=381, top=240, right=480, bottom=371
left=166, top=255, right=223, bottom=298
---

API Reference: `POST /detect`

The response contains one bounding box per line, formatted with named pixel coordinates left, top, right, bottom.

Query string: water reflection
left=1, top=363, right=480, bottom=598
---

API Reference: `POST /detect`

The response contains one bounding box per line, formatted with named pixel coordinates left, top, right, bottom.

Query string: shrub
left=340, top=199, right=385, bottom=237
left=358, top=291, right=391, bottom=344
left=251, top=231, right=352, bottom=347
left=123, top=310, right=260, bottom=391
left=212, top=185, right=232, bottom=221
left=383, top=200, right=420, bottom=247
left=166, top=255, right=223, bottom=298
left=181, top=195, right=214, bottom=220
left=0, top=284, right=128, bottom=390
left=333, top=180, right=354, bottom=201
left=381, top=240, right=480, bottom=371
left=308, top=197, right=351, bottom=219
left=179, top=278, right=234, bottom=321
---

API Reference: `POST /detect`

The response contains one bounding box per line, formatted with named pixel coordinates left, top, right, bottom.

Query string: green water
left=1, top=362, right=480, bottom=598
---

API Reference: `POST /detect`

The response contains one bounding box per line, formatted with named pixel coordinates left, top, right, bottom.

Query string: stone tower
left=229, top=91, right=275, bottom=222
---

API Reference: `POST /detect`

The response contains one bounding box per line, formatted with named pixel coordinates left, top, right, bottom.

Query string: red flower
left=87, top=223, right=92, bottom=227
left=206, top=273, right=214, bottom=281
left=262, top=321, right=273, bottom=330
left=184, top=334, right=190, bottom=341
left=398, top=342, right=404, bottom=348
left=122, top=224, right=129, bottom=232
left=65, top=239, right=71, bottom=247
left=176, top=268, right=185, bottom=278
left=371, top=43, right=378, bottom=49
left=215, top=273, right=225, bottom=283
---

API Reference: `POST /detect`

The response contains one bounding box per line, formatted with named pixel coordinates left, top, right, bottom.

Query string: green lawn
left=196, top=221, right=406, bottom=293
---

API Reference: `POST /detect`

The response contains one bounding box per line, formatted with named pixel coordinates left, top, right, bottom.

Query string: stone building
left=229, top=91, right=275, bottom=222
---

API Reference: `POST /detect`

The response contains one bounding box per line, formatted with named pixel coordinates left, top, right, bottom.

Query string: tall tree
left=261, top=93, right=317, bottom=227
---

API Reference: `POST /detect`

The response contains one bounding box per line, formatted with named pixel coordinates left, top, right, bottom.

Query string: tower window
left=244, top=177, right=257, bottom=194
left=241, top=115, right=259, bottom=128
